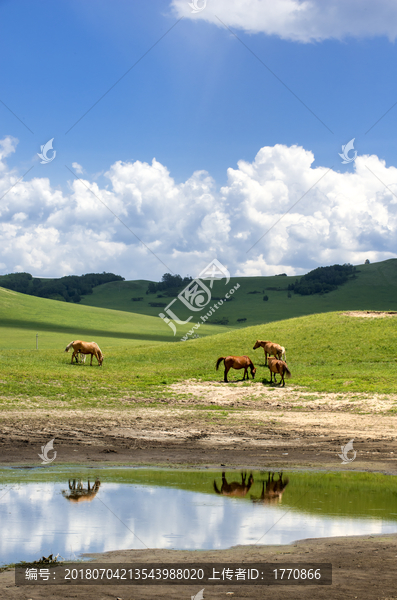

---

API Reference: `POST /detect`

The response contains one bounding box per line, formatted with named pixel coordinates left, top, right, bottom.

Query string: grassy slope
left=0, top=287, right=225, bottom=350
left=79, top=259, right=397, bottom=326
left=1, top=311, right=397, bottom=407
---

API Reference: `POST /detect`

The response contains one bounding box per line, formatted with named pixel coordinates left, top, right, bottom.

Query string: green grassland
left=0, top=286, right=225, bottom=351
left=1, top=307, right=397, bottom=408
left=79, top=259, right=397, bottom=326
left=0, top=259, right=396, bottom=409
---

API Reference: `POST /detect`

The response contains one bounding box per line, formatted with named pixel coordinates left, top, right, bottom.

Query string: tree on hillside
left=289, top=264, right=356, bottom=296
left=147, top=273, right=193, bottom=294
left=0, top=272, right=124, bottom=302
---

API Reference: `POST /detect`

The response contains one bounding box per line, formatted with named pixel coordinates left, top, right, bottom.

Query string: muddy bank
left=2, top=534, right=397, bottom=599
left=0, top=383, right=396, bottom=472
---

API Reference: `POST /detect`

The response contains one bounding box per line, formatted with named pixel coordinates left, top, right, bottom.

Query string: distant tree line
left=147, top=273, right=193, bottom=294
left=288, top=264, right=356, bottom=295
left=0, top=272, right=124, bottom=302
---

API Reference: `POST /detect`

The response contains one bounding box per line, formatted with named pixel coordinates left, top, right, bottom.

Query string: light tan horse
left=251, top=472, right=289, bottom=505
left=216, top=355, right=256, bottom=383
left=267, top=356, right=291, bottom=386
left=65, top=340, right=104, bottom=366
left=213, top=472, right=254, bottom=497
left=62, top=479, right=101, bottom=503
left=253, top=340, right=286, bottom=364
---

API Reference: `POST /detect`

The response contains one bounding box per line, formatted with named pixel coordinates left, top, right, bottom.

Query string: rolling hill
left=79, top=258, right=397, bottom=327
left=0, top=286, right=225, bottom=350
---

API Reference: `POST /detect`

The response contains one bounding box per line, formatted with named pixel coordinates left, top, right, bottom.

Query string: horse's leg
left=71, top=351, right=77, bottom=364
left=261, top=480, right=265, bottom=499
left=224, top=364, right=229, bottom=383
left=265, top=351, right=268, bottom=365
left=90, top=353, right=93, bottom=366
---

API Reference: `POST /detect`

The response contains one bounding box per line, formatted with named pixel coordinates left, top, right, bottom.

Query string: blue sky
left=1, top=0, right=397, bottom=280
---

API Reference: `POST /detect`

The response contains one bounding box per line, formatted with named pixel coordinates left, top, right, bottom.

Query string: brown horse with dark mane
left=267, top=356, right=291, bottom=386
left=65, top=340, right=104, bottom=366
left=216, top=355, right=256, bottom=383
left=213, top=472, right=254, bottom=497
left=253, top=340, right=286, bottom=364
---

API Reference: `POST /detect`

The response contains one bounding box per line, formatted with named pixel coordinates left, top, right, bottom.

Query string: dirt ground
left=1, top=381, right=395, bottom=471
left=1, top=380, right=397, bottom=599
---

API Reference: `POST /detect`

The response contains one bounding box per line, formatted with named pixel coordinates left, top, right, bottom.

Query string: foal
left=267, top=357, right=291, bottom=387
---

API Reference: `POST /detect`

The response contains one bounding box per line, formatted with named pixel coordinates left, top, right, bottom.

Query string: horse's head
left=98, top=353, right=104, bottom=366
left=253, top=340, right=261, bottom=350
left=250, top=365, right=256, bottom=378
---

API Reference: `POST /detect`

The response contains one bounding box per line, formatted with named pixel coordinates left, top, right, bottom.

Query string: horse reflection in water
left=62, top=479, right=101, bottom=504
left=213, top=472, right=254, bottom=497
left=251, top=472, right=289, bottom=505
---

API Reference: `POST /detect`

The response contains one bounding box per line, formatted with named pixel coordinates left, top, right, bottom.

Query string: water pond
left=1, top=466, right=397, bottom=566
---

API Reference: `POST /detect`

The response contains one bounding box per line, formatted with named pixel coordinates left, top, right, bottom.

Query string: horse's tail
left=64, top=341, right=74, bottom=353
left=281, top=346, right=286, bottom=361
left=213, top=480, right=221, bottom=494
left=284, top=364, right=292, bottom=379
left=216, top=357, right=225, bottom=371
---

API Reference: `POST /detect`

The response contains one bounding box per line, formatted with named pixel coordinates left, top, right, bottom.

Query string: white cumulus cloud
left=0, top=137, right=396, bottom=280
left=171, top=0, right=397, bottom=42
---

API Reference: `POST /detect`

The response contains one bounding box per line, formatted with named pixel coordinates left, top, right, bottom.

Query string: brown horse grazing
left=253, top=340, right=286, bottom=364
left=65, top=340, right=104, bottom=366
left=213, top=472, right=254, bottom=497
left=62, top=479, right=101, bottom=504
left=216, top=355, right=256, bottom=383
left=251, top=472, right=289, bottom=505
left=267, top=356, right=291, bottom=386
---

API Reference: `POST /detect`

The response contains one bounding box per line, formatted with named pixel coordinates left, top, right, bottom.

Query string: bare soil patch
left=0, top=382, right=395, bottom=471
left=343, top=310, right=397, bottom=318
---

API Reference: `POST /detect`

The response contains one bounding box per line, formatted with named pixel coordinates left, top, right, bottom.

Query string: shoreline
left=2, top=534, right=397, bottom=599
